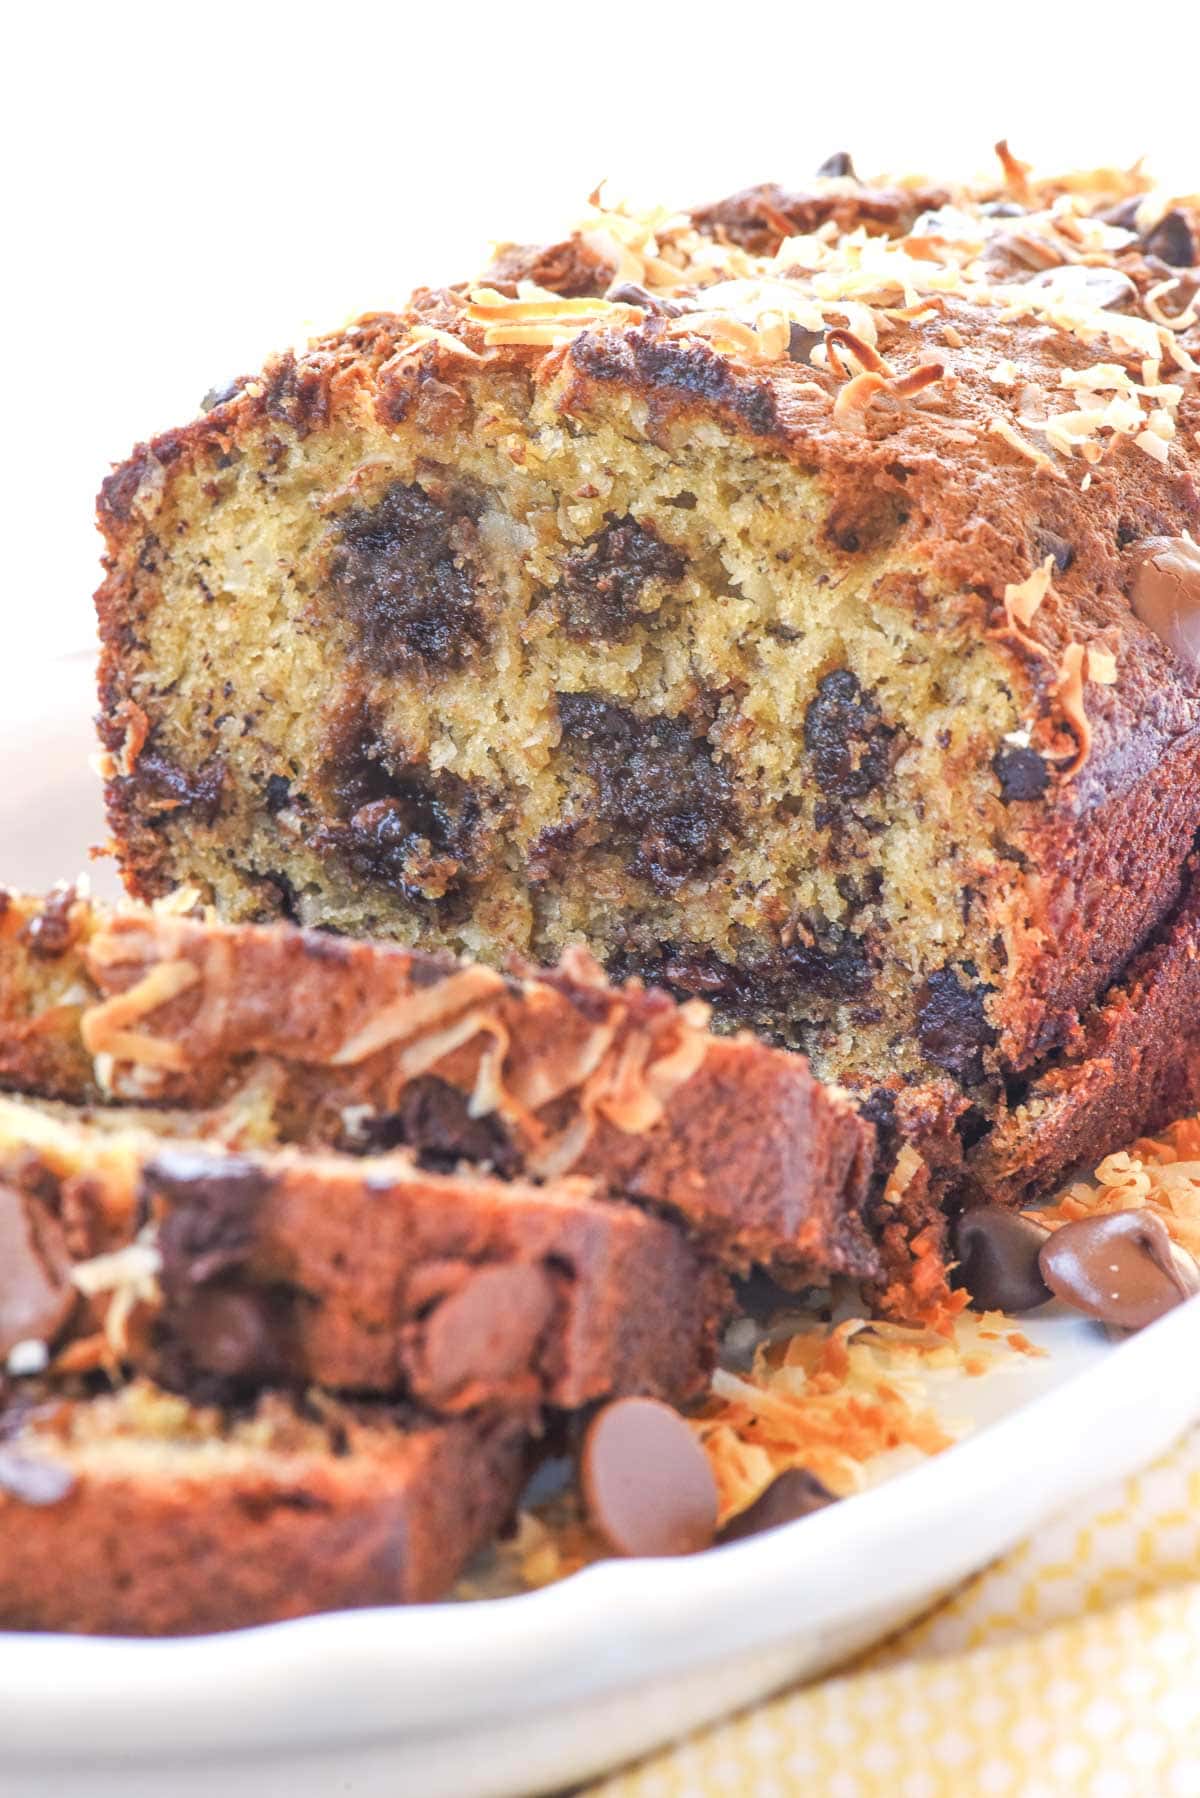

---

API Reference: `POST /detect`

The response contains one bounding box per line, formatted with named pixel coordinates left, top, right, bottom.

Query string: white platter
left=1, top=652, right=1199, bottom=1798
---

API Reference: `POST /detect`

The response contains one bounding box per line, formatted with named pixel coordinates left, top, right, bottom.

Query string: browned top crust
left=101, top=154, right=1200, bottom=831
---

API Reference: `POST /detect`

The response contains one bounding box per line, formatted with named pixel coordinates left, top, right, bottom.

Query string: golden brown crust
left=0, top=1387, right=526, bottom=1632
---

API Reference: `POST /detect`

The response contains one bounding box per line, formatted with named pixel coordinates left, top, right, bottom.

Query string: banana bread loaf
left=94, top=155, right=1200, bottom=1182
left=0, top=1379, right=527, bottom=1632
left=0, top=886, right=878, bottom=1280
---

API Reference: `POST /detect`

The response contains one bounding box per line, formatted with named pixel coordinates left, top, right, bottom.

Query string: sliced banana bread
left=0, top=1379, right=527, bottom=1633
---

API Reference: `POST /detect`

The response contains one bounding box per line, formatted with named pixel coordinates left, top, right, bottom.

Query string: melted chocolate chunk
left=1142, top=208, right=1196, bottom=268
left=916, top=965, right=997, bottom=1085
left=166, top=1285, right=293, bottom=1386
left=325, top=480, right=485, bottom=673
left=348, top=1075, right=519, bottom=1176
left=557, top=695, right=733, bottom=892
left=610, top=929, right=874, bottom=1026
left=581, top=1397, right=718, bottom=1558
left=316, top=705, right=479, bottom=900
left=557, top=517, right=684, bottom=640
left=148, top=1151, right=270, bottom=1289
left=803, top=670, right=894, bottom=800
left=134, top=752, right=226, bottom=825
left=993, top=744, right=1050, bottom=802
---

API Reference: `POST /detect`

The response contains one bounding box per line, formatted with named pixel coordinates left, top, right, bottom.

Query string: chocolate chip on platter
left=581, top=1397, right=718, bottom=1558
left=1038, top=1211, right=1200, bottom=1331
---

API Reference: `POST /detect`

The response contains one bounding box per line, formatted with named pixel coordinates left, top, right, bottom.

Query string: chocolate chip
left=1128, top=536, right=1200, bottom=673
left=325, top=480, right=486, bottom=673
left=1141, top=209, right=1196, bottom=268
left=170, top=1286, right=290, bottom=1383
left=953, top=1206, right=1052, bottom=1312
left=981, top=200, right=1027, bottom=219
left=417, top=1263, right=556, bottom=1402
left=716, top=1467, right=837, bottom=1544
left=0, top=1448, right=75, bottom=1507
left=915, top=966, right=997, bottom=1085
left=557, top=516, right=684, bottom=641
left=993, top=744, right=1050, bottom=803
left=0, top=1184, right=75, bottom=1359
left=264, top=774, right=293, bottom=814
left=816, top=152, right=856, bottom=180
left=1033, top=528, right=1074, bottom=574
left=350, top=1075, right=519, bottom=1176
left=803, top=670, right=894, bottom=800
left=1096, top=197, right=1142, bottom=232
left=581, top=1396, right=718, bottom=1557
left=1038, top=1211, right=1200, bottom=1330
left=786, top=322, right=824, bottom=363
left=148, top=1151, right=269, bottom=1288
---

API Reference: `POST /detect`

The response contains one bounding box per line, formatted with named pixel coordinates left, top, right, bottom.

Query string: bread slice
left=0, top=1380, right=527, bottom=1632
left=93, top=167, right=1200, bottom=1136
left=0, top=1096, right=728, bottom=1409
left=0, top=886, right=878, bottom=1281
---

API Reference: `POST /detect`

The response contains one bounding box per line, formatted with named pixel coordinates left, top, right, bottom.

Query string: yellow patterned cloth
left=594, top=1424, right=1200, bottom=1797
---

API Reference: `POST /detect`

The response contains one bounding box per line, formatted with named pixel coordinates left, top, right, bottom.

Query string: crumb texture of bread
left=94, top=161, right=1200, bottom=1167
left=0, top=1383, right=527, bottom=1632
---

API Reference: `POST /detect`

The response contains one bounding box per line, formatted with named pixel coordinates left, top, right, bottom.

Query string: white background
left=3, top=0, right=1198, bottom=667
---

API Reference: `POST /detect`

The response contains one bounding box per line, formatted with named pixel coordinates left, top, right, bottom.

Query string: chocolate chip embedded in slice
left=993, top=744, right=1050, bottom=803
left=1128, top=536, right=1200, bottom=673
left=1038, top=1210, right=1200, bottom=1331
left=0, top=1183, right=76, bottom=1359
left=716, top=1467, right=837, bottom=1544
left=953, top=1206, right=1052, bottom=1313
left=915, top=966, right=997, bottom=1086
left=417, top=1263, right=556, bottom=1405
left=581, top=1396, right=718, bottom=1557
left=816, top=152, right=857, bottom=180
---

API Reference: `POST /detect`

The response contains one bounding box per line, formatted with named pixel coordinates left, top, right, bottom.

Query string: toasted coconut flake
left=1052, top=640, right=1117, bottom=778
left=833, top=371, right=889, bottom=422
left=80, top=960, right=201, bottom=1060
left=825, top=327, right=891, bottom=379
left=329, top=965, right=506, bottom=1066
left=987, top=416, right=1066, bottom=480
